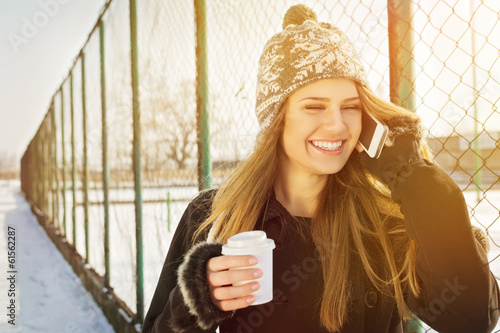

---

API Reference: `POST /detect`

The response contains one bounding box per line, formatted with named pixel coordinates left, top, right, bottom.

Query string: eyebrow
left=299, top=96, right=361, bottom=102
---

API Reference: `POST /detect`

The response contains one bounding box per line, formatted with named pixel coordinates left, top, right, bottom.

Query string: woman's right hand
left=206, top=255, right=262, bottom=311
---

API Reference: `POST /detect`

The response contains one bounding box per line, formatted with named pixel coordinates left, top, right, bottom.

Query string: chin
left=316, top=164, right=346, bottom=176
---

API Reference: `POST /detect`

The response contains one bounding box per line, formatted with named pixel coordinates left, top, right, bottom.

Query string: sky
left=0, top=0, right=107, bottom=167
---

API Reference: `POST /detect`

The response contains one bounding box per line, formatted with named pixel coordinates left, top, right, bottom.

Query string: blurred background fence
left=20, top=0, right=500, bottom=331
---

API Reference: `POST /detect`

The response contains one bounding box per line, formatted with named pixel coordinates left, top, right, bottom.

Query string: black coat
left=142, top=157, right=499, bottom=333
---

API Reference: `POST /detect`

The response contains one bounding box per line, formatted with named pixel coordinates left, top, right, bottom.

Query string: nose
left=322, top=108, right=347, bottom=133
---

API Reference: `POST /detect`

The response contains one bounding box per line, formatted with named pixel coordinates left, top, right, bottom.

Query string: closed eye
left=342, top=105, right=362, bottom=111
left=305, top=105, right=326, bottom=110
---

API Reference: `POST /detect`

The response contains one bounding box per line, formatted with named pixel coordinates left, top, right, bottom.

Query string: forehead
left=290, top=78, right=359, bottom=101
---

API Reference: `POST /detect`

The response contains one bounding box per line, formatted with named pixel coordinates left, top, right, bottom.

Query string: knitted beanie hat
left=255, top=4, right=368, bottom=131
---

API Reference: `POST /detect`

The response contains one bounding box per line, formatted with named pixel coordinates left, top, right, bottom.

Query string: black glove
left=358, top=114, right=424, bottom=187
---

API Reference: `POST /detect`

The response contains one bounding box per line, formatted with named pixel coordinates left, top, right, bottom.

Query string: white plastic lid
left=222, top=231, right=275, bottom=255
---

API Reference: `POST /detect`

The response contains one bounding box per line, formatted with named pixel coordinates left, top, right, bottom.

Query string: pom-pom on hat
left=255, top=4, right=368, bottom=132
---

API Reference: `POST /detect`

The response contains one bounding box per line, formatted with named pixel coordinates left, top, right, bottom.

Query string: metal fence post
left=470, top=0, right=482, bottom=200
left=82, top=51, right=90, bottom=261
left=45, top=119, right=49, bottom=213
left=388, top=1, right=422, bottom=331
left=195, top=0, right=212, bottom=190
left=129, top=0, right=144, bottom=322
left=44, top=117, right=50, bottom=215
left=41, top=124, right=45, bottom=212
left=34, top=130, right=38, bottom=207
left=37, top=129, right=41, bottom=208
left=100, top=19, right=111, bottom=288
left=388, top=0, right=416, bottom=111
left=61, top=88, right=67, bottom=237
left=30, top=139, right=34, bottom=204
left=70, top=73, right=77, bottom=247
left=51, top=101, right=58, bottom=227
left=39, top=125, right=43, bottom=211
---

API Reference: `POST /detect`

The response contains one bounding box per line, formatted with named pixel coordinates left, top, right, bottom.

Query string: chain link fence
left=20, top=0, right=499, bottom=331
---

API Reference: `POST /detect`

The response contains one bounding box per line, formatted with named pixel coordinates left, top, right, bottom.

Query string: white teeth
left=312, top=140, right=342, bottom=151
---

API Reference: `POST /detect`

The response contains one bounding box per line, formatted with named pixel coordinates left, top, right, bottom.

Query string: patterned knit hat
left=255, top=4, right=368, bottom=131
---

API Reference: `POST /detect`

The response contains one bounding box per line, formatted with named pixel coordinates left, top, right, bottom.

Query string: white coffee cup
left=221, top=230, right=275, bottom=305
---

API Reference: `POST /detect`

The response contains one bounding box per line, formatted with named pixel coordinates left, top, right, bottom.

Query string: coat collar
left=261, top=190, right=313, bottom=223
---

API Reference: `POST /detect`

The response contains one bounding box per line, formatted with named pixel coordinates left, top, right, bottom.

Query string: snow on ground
left=0, top=180, right=115, bottom=333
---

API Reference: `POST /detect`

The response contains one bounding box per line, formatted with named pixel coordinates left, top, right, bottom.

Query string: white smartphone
left=358, top=111, right=389, bottom=159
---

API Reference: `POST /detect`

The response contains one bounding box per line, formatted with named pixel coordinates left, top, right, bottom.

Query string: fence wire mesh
left=19, top=0, right=500, bottom=331
left=408, top=1, right=500, bottom=330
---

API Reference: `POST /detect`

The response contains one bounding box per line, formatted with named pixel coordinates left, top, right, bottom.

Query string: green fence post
left=29, top=143, right=33, bottom=202
left=43, top=119, right=47, bottom=214
left=195, top=0, right=212, bottom=190
left=70, top=73, right=77, bottom=247
left=34, top=130, right=38, bottom=207
left=32, top=142, right=35, bottom=201
left=470, top=0, right=482, bottom=201
left=82, top=52, right=90, bottom=262
left=36, top=128, right=42, bottom=209
left=129, top=0, right=144, bottom=322
left=38, top=129, right=40, bottom=208
left=51, top=102, right=58, bottom=226
left=388, top=1, right=421, bottom=331
left=38, top=129, right=42, bottom=209
left=388, top=0, right=416, bottom=111
left=43, top=118, right=48, bottom=215
left=61, top=88, right=67, bottom=237
left=34, top=131, right=38, bottom=206
left=41, top=124, right=45, bottom=211
left=40, top=125, right=43, bottom=211
left=33, top=136, right=36, bottom=205
left=48, top=118, right=52, bottom=216
left=41, top=125, right=45, bottom=212
left=33, top=141, right=36, bottom=202
left=29, top=141, right=33, bottom=202
left=100, top=19, right=111, bottom=288
left=44, top=117, right=49, bottom=215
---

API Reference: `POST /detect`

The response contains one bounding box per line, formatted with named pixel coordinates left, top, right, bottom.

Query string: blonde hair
left=194, top=82, right=428, bottom=331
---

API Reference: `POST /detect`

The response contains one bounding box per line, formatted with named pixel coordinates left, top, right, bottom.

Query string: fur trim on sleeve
left=471, top=225, right=490, bottom=253
left=175, top=241, right=232, bottom=331
left=385, top=115, right=425, bottom=146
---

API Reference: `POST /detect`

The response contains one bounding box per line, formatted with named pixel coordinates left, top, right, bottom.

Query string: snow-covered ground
left=0, top=180, right=115, bottom=333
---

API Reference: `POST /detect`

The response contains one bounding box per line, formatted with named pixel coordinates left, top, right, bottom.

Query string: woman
left=143, top=4, right=499, bottom=333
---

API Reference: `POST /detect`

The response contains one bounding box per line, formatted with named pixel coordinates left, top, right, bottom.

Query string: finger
left=208, top=268, right=263, bottom=287
left=214, top=294, right=256, bottom=312
left=207, top=255, right=258, bottom=272
left=212, top=282, right=260, bottom=301
left=355, top=142, right=364, bottom=153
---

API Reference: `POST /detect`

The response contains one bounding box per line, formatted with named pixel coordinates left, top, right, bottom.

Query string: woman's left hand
left=356, top=134, right=422, bottom=186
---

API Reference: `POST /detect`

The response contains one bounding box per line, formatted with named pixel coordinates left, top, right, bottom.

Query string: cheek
left=283, top=115, right=309, bottom=144
left=347, top=114, right=362, bottom=140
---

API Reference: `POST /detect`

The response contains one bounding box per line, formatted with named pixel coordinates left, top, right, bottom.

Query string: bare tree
left=0, top=150, right=17, bottom=170
left=141, top=80, right=196, bottom=172
left=0, top=150, right=19, bottom=180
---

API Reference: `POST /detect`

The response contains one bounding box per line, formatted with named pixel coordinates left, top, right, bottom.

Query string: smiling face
left=279, top=78, right=362, bottom=179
